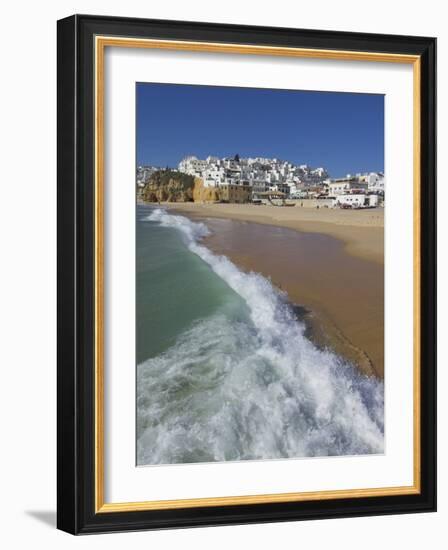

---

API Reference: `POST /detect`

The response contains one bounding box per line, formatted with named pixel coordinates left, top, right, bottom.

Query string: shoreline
left=163, top=203, right=384, bottom=378
left=164, top=202, right=384, bottom=265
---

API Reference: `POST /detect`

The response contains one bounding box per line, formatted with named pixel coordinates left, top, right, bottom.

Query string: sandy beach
left=166, top=203, right=384, bottom=378
left=166, top=203, right=384, bottom=264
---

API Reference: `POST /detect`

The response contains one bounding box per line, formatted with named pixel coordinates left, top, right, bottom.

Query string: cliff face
left=193, top=179, right=251, bottom=203
left=141, top=170, right=249, bottom=203
left=141, top=170, right=196, bottom=203
left=192, top=178, right=222, bottom=202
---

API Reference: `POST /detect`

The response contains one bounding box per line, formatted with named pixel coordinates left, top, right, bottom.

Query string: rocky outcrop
left=141, top=170, right=196, bottom=203
left=141, top=170, right=249, bottom=203
left=192, top=178, right=222, bottom=203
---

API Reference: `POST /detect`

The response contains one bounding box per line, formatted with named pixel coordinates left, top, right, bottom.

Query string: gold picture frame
left=58, top=15, right=436, bottom=534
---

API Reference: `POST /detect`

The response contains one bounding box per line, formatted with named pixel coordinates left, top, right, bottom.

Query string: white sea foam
left=137, top=209, right=384, bottom=465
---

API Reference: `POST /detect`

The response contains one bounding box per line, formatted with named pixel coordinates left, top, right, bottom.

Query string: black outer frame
left=57, top=14, right=436, bottom=535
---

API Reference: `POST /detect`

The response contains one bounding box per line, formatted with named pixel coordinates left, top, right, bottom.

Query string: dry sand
left=165, top=203, right=384, bottom=378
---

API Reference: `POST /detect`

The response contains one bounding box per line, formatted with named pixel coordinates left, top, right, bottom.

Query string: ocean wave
left=137, top=209, right=384, bottom=465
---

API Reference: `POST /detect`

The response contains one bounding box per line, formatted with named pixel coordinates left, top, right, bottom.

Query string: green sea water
left=136, top=204, right=243, bottom=364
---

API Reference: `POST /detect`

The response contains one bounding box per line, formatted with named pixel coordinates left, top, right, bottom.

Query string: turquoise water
left=136, top=205, right=246, bottom=363
left=136, top=206, right=384, bottom=465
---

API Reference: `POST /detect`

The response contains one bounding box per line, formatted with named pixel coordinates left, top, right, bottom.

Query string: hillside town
left=137, top=155, right=384, bottom=208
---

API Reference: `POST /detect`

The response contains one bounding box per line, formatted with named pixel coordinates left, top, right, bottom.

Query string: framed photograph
left=57, top=14, right=436, bottom=534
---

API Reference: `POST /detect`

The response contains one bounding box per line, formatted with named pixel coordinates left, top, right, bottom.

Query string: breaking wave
left=137, top=209, right=384, bottom=465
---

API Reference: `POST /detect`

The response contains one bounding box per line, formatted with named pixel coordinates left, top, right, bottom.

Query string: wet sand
left=166, top=203, right=384, bottom=264
left=167, top=206, right=384, bottom=378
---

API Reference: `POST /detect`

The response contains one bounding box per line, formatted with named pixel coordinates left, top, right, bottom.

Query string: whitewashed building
left=365, top=172, right=385, bottom=192
left=329, top=179, right=368, bottom=195
left=177, top=155, right=342, bottom=199
left=334, top=194, right=379, bottom=208
left=178, top=156, right=207, bottom=177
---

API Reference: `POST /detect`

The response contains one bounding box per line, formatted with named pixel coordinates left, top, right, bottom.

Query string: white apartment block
left=329, top=179, right=368, bottom=195
left=178, top=156, right=207, bottom=177
left=365, top=172, right=385, bottom=192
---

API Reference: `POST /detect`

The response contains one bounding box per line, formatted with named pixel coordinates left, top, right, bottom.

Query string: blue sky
left=136, top=83, right=384, bottom=178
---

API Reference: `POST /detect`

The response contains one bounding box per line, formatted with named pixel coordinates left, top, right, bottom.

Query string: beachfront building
left=328, top=178, right=368, bottom=195
left=251, top=180, right=270, bottom=195
left=252, top=190, right=287, bottom=206
left=334, top=194, right=379, bottom=208
left=286, top=181, right=305, bottom=197
left=268, top=182, right=291, bottom=195
left=219, top=183, right=252, bottom=203
left=324, top=173, right=383, bottom=208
